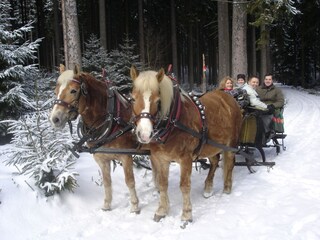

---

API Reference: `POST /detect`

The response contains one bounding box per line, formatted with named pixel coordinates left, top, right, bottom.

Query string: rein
left=70, top=80, right=135, bottom=157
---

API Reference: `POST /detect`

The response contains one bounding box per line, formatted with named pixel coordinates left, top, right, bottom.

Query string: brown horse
left=49, top=65, right=140, bottom=213
left=130, top=66, right=242, bottom=223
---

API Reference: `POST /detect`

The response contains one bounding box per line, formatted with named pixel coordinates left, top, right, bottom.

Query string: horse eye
left=70, top=89, right=77, bottom=94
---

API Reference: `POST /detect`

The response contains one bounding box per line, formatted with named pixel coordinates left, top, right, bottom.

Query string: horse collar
left=77, top=87, right=130, bottom=148
left=152, top=84, right=182, bottom=143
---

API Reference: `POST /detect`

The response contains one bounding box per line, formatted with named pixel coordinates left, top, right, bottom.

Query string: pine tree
left=0, top=0, right=42, bottom=137
left=106, top=35, right=144, bottom=91
left=82, top=34, right=144, bottom=91
left=2, top=71, right=79, bottom=196
left=82, top=34, right=109, bottom=76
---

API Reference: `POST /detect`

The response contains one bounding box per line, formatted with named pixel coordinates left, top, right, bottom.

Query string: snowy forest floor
left=1, top=85, right=320, bottom=240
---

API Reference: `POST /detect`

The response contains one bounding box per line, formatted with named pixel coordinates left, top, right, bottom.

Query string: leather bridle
left=53, top=78, right=84, bottom=121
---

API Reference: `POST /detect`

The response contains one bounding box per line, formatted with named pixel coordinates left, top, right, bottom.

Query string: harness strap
left=188, top=93, right=207, bottom=156
left=71, top=87, right=134, bottom=157
left=172, top=120, right=255, bottom=161
left=154, top=84, right=182, bottom=143
left=95, top=123, right=134, bottom=148
left=76, top=146, right=150, bottom=156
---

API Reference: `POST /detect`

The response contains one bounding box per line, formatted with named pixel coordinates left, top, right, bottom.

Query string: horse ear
left=73, top=64, right=80, bottom=74
left=156, top=68, right=165, bottom=83
left=59, top=64, right=65, bottom=73
left=130, top=65, right=139, bottom=81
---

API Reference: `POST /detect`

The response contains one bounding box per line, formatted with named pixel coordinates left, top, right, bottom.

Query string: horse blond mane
left=134, top=70, right=174, bottom=118
left=58, top=70, right=74, bottom=85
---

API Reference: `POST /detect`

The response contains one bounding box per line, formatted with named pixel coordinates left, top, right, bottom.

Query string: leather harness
left=53, top=75, right=136, bottom=157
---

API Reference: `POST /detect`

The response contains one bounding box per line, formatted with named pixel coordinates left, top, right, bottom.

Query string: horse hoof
left=203, top=191, right=214, bottom=198
left=223, top=187, right=231, bottom=194
left=131, top=209, right=141, bottom=214
left=153, top=214, right=165, bottom=222
left=180, top=219, right=192, bottom=229
left=101, top=207, right=111, bottom=211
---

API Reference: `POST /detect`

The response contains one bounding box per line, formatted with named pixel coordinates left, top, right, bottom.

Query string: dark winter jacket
left=256, top=84, right=285, bottom=109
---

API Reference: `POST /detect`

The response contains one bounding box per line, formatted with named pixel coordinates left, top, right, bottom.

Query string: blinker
left=81, top=82, right=88, bottom=95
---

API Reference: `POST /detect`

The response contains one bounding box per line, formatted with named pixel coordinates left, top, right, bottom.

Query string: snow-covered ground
left=1, top=86, right=320, bottom=240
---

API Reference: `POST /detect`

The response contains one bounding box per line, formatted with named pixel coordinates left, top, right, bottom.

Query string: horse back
left=200, top=90, right=242, bottom=148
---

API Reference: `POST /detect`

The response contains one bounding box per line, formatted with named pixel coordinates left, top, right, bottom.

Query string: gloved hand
left=267, top=104, right=275, bottom=114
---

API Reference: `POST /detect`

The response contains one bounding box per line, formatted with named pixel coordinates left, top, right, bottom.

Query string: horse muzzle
left=49, top=107, right=69, bottom=129
left=135, top=119, right=155, bottom=144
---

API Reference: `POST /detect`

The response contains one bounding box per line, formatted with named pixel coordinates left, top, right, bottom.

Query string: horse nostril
left=53, top=117, right=60, bottom=124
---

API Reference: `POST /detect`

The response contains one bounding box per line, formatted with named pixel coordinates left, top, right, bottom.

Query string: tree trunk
left=266, top=28, right=271, bottom=74
left=218, top=0, right=230, bottom=80
left=53, top=0, right=62, bottom=68
left=187, top=0, right=194, bottom=89
left=138, top=0, right=145, bottom=64
left=188, top=24, right=194, bottom=90
left=260, top=24, right=267, bottom=78
left=99, top=0, right=107, bottom=49
left=170, top=0, right=178, bottom=78
left=232, top=0, right=248, bottom=79
left=36, top=0, right=48, bottom=67
left=249, top=24, right=257, bottom=76
left=301, top=33, right=306, bottom=88
left=61, top=0, right=82, bottom=70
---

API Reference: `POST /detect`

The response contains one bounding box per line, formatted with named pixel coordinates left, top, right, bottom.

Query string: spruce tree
left=3, top=71, right=79, bottom=196
left=0, top=0, right=42, bottom=137
left=106, top=35, right=144, bottom=91
left=82, top=34, right=144, bottom=91
left=82, top=34, right=109, bottom=76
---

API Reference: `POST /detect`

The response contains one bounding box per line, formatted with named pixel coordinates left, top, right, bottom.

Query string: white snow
left=1, top=85, right=320, bottom=240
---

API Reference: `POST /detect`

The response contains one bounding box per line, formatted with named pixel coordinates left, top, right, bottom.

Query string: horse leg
left=121, top=155, right=140, bottom=213
left=203, top=154, right=220, bottom=198
left=223, top=151, right=235, bottom=194
left=180, top=159, right=193, bottom=222
left=153, top=158, right=170, bottom=222
left=151, top=158, right=159, bottom=191
left=94, top=154, right=112, bottom=211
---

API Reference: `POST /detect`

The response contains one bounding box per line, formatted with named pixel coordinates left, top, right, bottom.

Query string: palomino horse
left=130, top=66, right=242, bottom=223
left=49, top=65, right=140, bottom=213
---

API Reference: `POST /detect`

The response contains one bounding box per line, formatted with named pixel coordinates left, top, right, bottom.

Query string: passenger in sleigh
left=242, top=76, right=269, bottom=111
left=256, top=73, right=285, bottom=134
left=217, top=76, right=249, bottom=109
left=217, top=76, right=234, bottom=92
left=241, top=76, right=277, bottom=142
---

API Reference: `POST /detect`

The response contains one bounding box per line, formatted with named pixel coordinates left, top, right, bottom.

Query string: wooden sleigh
left=235, top=108, right=287, bottom=173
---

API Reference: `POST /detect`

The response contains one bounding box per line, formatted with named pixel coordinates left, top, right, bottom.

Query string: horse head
left=130, top=66, right=173, bottom=143
left=49, top=64, right=84, bottom=129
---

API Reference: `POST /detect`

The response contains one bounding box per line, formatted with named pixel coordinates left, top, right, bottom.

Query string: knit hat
left=237, top=74, right=246, bottom=80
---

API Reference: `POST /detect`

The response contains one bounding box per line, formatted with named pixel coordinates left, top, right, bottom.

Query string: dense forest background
left=1, top=0, right=320, bottom=87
